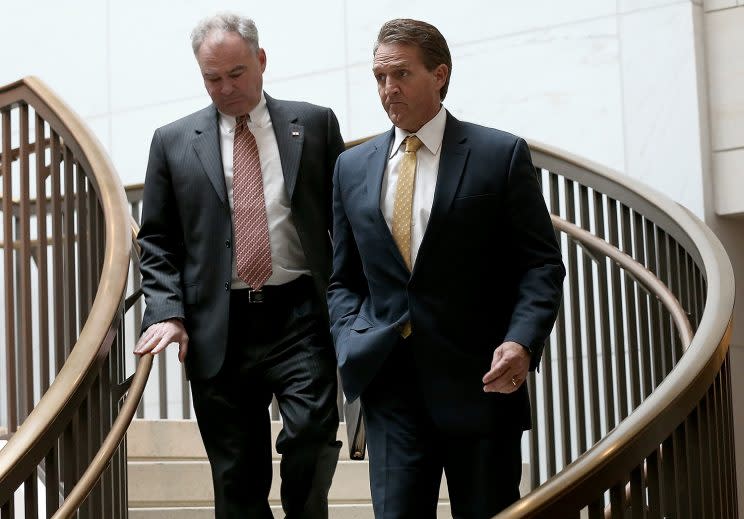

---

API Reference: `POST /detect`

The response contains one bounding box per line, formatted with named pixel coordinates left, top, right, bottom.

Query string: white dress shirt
left=381, top=106, right=447, bottom=267
left=219, top=94, right=310, bottom=288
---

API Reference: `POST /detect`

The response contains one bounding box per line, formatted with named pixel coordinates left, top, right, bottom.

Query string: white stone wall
left=0, top=1, right=708, bottom=215
left=704, top=1, right=744, bottom=215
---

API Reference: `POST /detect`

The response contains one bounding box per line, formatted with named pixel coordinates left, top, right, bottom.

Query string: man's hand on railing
left=481, top=341, right=531, bottom=394
left=134, top=318, right=189, bottom=363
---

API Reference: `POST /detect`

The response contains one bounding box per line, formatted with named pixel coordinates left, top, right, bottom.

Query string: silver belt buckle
left=247, top=288, right=264, bottom=303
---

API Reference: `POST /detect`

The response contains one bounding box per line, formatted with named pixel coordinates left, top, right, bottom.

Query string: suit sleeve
left=137, top=129, right=186, bottom=332
left=325, top=108, right=346, bottom=237
left=502, top=138, right=566, bottom=370
left=327, top=156, right=369, bottom=354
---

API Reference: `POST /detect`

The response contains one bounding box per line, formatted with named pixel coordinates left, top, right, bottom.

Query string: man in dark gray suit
left=134, top=13, right=344, bottom=519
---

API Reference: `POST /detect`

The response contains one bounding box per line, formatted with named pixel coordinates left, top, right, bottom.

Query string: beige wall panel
left=705, top=7, right=744, bottom=149
left=712, top=148, right=744, bottom=215
left=704, top=0, right=737, bottom=10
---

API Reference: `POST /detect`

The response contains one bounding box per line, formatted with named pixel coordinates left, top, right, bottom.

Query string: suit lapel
left=365, top=129, right=409, bottom=271
left=413, top=113, right=469, bottom=273
left=266, top=94, right=303, bottom=200
left=365, top=129, right=393, bottom=220
left=192, top=105, right=228, bottom=206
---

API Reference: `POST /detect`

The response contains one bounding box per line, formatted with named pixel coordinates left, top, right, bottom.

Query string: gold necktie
left=391, top=135, right=422, bottom=338
left=391, top=135, right=423, bottom=271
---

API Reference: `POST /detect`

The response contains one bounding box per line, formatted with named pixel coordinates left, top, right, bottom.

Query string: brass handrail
left=50, top=355, right=153, bottom=519
left=551, top=215, right=694, bottom=348
left=38, top=219, right=146, bottom=516
left=496, top=142, right=735, bottom=518
left=0, top=76, right=132, bottom=504
left=130, top=217, right=141, bottom=256
left=551, top=215, right=694, bottom=519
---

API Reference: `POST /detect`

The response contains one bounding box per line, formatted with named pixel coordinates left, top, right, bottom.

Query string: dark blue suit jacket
left=328, top=112, right=565, bottom=435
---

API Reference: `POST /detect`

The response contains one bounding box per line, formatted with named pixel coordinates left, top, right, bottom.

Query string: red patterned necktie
left=233, top=115, right=272, bottom=288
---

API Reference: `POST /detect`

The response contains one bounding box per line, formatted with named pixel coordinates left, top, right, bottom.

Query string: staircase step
left=128, top=419, right=530, bottom=516
left=129, top=503, right=454, bottom=518
left=129, top=459, right=447, bottom=506
left=127, top=419, right=357, bottom=460
left=127, top=419, right=207, bottom=460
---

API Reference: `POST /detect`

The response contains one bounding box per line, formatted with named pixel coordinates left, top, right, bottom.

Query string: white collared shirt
left=219, top=93, right=309, bottom=288
left=381, top=106, right=447, bottom=267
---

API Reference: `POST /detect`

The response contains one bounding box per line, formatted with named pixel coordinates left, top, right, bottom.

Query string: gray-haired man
left=135, top=13, right=344, bottom=518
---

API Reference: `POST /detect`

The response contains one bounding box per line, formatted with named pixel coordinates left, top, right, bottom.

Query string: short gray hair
left=190, top=12, right=259, bottom=55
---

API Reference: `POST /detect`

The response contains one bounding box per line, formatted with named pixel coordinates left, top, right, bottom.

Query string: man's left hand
left=482, top=341, right=531, bottom=394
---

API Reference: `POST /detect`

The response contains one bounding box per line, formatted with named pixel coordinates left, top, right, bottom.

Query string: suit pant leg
left=263, top=289, right=341, bottom=519
left=191, top=365, right=274, bottom=519
left=190, top=278, right=339, bottom=519
left=442, top=428, right=523, bottom=519
left=360, top=340, right=442, bottom=519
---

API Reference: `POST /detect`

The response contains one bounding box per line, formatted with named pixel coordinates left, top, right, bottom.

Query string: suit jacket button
left=224, top=282, right=229, bottom=291
left=225, top=240, right=231, bottom=248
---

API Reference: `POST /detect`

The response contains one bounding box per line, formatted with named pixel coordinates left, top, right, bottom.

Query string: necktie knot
left=405, top=135, right=423, bottom=153
left=235, top=114, right=249, bottom=131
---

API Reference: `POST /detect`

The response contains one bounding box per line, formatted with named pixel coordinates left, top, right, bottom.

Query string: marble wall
left=0, top=0, right=708, bottom=217
left=704, top=3, right=744, bottom=215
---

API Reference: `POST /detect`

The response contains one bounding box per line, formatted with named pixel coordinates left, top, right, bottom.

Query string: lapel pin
left=291, top=130, right=300, bottom=137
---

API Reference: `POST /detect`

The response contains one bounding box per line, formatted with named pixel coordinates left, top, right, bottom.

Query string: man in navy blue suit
left=328, top=18, right=565, bottom=519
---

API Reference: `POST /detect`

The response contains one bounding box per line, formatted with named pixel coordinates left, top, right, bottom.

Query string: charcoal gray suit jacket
left=138, top=94, right=345, bottom=380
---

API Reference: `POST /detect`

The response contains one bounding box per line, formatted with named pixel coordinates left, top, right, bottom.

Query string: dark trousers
left=191, top=276, right=341, bottom=519
left=360, top=339, right=522, bottom=519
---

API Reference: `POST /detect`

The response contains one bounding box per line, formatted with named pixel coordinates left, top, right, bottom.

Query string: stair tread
left=128, top=419, right=529, bottom=514
left=128, top=459, right=449, bottom=505
left=127, top=419, right=358, bottom=460
left=129, top=503, right=455, bottom=518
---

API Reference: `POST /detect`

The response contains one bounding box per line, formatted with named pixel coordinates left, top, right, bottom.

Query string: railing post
left=14, top=216, right=24, bottom=421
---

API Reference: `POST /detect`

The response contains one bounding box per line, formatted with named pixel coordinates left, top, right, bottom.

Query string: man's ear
left=258, top=48, right=267, bottom=73
left=434, top=63, right=449, bottom=90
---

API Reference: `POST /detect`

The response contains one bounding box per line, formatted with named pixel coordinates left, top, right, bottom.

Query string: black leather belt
left=233, top=276, right=313, bottom=305
left=245, top=288, right=264, bottom=303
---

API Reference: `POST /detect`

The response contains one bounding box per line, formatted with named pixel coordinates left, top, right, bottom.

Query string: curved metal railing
left=495, top=142, right=736, bottom=518
left=123, top=138, right=736, bottom=517
left=0, top=80, right=736, bottom=519
left=0, top=77, right=148, bottom=518
left=46, top=223, right=153, bottom=519
left=50, top=355, right=152, bottom=519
